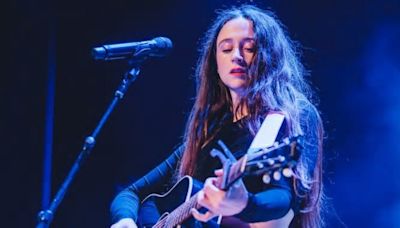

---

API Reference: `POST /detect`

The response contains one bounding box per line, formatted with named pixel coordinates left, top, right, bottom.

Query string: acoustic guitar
left=137, top=136, right=301, bottom=228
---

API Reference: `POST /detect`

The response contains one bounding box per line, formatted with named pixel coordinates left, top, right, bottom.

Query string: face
left=216, top=17, right=256, bottom=97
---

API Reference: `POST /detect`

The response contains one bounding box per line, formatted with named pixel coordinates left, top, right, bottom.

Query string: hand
left=191, top=169, right=249, bottom=222
left=110, top=218, right=137, bottom=228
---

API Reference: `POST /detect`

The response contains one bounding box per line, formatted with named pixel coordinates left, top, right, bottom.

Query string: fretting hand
left=191, top=169, right=249, bottom=222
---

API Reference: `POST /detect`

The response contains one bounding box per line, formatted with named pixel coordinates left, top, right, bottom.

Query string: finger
left=197, top=190, right=214, bottom=210
left=214, top=169, right=223, bottom=176
left=203, top=177, right=220, bottom=193
left=203, top=181, right=225, bottom=207
left=191, top=208, right=216, bottom=222
left=204, top=177, right=226, bottom=196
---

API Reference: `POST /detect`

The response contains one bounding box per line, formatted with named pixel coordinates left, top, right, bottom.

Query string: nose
left=232, top=48, right=245, bottom=65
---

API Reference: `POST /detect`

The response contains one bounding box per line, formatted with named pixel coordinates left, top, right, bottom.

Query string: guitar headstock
left=244, top=135, right=302, bottom=183
left=210, top=135, right=302, bottom=190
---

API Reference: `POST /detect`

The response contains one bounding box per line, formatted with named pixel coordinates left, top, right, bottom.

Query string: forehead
left=216, top=17, right=254, bottom=43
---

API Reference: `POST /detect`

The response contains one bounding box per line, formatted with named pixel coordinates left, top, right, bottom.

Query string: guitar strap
left=247, top=112, right=286, bottom=154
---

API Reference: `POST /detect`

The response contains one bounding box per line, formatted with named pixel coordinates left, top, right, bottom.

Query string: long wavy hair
left=178, top=5, right=324, bottom=228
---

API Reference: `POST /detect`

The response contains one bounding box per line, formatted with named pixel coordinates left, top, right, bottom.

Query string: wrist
left=239, top=191, right=250, bottom=211
left=235, top=192, right=254, bottom=217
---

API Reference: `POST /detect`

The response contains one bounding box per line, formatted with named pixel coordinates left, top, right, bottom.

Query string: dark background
left=3, top=0, right=400, bottom=227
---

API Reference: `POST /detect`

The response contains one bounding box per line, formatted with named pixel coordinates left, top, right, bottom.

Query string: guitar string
left=152, top=193, right=199, bottom=227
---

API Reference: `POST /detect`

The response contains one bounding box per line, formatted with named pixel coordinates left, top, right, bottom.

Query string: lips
left=230, top=67, right=246, bottom=74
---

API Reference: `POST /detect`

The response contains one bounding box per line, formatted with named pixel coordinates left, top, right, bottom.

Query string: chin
left=227, top=85, right=246, bottom=94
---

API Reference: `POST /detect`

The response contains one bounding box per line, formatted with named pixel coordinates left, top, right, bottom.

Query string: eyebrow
left=217, top=37, right=256, bottom=48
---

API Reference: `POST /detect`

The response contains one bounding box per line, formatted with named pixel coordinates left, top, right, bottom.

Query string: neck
left=230, top=91, right=248, bottom=122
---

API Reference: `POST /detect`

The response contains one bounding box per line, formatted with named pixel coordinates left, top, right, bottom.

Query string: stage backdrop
left=3, top=0, right=400, bottom=227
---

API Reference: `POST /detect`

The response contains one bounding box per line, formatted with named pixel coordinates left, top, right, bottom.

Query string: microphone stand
left=36, top=64, right=141, bottom=228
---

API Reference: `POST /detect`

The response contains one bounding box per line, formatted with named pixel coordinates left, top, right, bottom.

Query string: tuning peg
left=263, top=158, right=274, bottom=166
left=262, top=173, right=271, bottom=184
left=282, top=168, right=293, bottom=177
left=273, top=171, right=281, bottom=181
left=283, top=137, right=290, bottom=145
left=277, top=155, right=285, bottom=162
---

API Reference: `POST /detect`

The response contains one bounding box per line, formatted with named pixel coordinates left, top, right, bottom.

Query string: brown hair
left=179, top=5, right=324, bottom=227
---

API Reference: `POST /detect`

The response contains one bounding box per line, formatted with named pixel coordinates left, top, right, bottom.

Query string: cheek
left=244, top=53, right=255, bottom=66
left=216, top=54, right=222, bottom=75
left=216, top=54, right=228, bottom=75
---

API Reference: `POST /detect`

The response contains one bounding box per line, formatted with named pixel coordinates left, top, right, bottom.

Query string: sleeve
left=235, top=103, right=321, bottom=222
left=110, top=146, right=184, bottom=223
left=235, top=187, right=292, bottom=222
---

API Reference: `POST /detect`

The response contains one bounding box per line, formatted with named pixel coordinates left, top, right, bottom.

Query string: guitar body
left=137, top=176, right=218, bottom=228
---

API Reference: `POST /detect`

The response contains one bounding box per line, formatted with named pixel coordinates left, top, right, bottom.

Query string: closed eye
left=222, top=49, right=232, bottom=53
left=244, top=47, right=255, bottom=53
left=242, top=39, right=256, bottom=53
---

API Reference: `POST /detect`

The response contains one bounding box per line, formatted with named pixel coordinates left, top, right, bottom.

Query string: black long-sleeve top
left=111, top=107, right=319, bottom=225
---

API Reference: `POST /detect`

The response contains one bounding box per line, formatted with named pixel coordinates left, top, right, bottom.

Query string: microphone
left=92, top=37, right=173, bottom=61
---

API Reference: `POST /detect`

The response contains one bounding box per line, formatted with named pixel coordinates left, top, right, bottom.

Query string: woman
left=111, top=5, right=324, bottom=228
